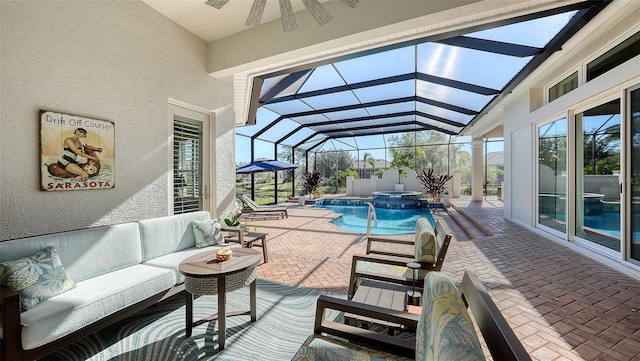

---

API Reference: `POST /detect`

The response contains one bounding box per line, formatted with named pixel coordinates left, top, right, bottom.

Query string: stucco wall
left=507, top=125, right=534, bottom=224
left=0, top=1, right=236, bottom=240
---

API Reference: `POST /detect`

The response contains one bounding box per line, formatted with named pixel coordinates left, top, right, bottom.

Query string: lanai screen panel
left=240, top=3, right=606, bottom=155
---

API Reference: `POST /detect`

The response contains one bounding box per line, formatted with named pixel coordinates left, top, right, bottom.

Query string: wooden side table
left=221, top=227, right=269, bottom=263
left=179, top=248, right=261, bottom=350
left=346, top=279, right=408, bottom=333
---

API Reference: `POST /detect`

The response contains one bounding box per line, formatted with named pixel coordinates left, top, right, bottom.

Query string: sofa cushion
left=292, top=334, right=411, bottom=361
left=0, top=247, right=75, bottom=311
left=414, top=218, right=438, bottom=264
left=0, top=223, right=142, bottom=283
left=191, top=218, right=223, bottom=248
left=143, top=243, right=241, bottom=283
left=415, top=272, right=485, bottom=361
left=19, top=264, right=175, bottom=350
left=138, top=211, right=211, bottom=261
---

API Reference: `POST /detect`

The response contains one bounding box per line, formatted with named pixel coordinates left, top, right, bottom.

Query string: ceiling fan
left=205, top=0, right=358, bottom=32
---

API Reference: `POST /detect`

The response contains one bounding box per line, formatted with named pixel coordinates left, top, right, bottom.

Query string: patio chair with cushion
left=292, top=271, right=532, bottom=361
left=240, top=194, right=288, bottom=218
left=347, top=218, right=451, bottom=300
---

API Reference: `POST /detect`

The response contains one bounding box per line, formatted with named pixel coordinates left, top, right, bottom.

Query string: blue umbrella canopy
left=236, top=160, right=301, bottom=174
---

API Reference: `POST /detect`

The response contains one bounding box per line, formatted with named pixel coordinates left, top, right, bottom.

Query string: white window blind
left=173, top=116, right=203, bottom=214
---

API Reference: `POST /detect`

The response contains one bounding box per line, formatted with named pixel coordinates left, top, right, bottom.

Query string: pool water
left=541, top=211, right=640, bottom=239
left=320, top=205, right=435, bottom=235
left=583, top=212, right=622, bottom=237
left=544, top=212, right=622, bottom=237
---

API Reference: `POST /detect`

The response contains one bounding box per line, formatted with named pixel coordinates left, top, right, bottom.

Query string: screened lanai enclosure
left=237, top=130, right=505, bottom=204
left=234, top=2, right=608, bottom=205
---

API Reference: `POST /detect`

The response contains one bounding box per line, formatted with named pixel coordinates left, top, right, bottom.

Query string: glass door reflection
left=538, top=118, right=567, bottom=232
left=575, top=99, right=621, bottom=252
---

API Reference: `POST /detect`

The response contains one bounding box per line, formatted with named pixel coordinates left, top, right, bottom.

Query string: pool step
left=451, top=203, right=494, bottom=237
left=445, top=205, right=493, bottom=239
left=445, top=207, right=478, bottom=239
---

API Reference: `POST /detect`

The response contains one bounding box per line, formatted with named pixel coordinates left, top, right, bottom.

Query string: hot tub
left=372, top=191, right=424, bottom=209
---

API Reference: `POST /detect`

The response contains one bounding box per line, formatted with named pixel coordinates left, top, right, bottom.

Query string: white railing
left=366, top=202, right=378, bottom=237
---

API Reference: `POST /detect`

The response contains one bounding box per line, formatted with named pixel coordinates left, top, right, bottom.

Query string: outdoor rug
left=42, top=279, right=344, bottom=361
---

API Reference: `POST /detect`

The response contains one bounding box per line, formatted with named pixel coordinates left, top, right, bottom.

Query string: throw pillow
left=415, top=272, right=485, bottom=361
left=0, top=246, right=75, bottom=311
left=191, top=219, right=223, bottom=248
left=414, top=218, right=438, bottom=264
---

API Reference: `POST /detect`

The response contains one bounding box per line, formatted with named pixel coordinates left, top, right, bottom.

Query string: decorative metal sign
left=40, top=110, right=115, bottom=191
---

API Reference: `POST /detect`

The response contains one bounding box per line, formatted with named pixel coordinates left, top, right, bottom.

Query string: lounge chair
left=291, top=271, right=532, bottom=361
left=347, top=218, right=451, bottom=300
left=240, top=194, right=288, bottom=219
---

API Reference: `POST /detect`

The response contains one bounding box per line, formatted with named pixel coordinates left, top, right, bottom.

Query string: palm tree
left=449, top=143, right=471, bottom=173
left=363, top=152, right=375, bottom=177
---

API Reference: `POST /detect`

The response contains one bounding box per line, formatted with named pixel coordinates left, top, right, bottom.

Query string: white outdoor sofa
left=0, top=211, right=239, bottom=361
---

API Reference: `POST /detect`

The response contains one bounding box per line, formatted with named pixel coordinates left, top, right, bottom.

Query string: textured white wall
left=0, top=1, right=236, bottom=240
left=377, top=168, right=419, bottom=192
left=508, top=126, right=534, bottom=225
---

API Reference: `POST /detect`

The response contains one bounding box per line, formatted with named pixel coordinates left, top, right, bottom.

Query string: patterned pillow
left=0, top=246, right=75, bottom=311
left=191, top=219, right=223, bottom=248
left=415, top=272, right=485, bottom=361
left=414, top=218, right=438, bottom=263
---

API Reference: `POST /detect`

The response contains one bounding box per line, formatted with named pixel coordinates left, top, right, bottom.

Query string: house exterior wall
left=0, top=1, right=236, bottom=240
left=506, top=55, right=640, bottom=222
left=496, top=1, right=640, bottom=274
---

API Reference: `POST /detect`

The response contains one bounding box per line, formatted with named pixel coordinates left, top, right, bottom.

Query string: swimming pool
left=320, top=204, right=435, bottom=235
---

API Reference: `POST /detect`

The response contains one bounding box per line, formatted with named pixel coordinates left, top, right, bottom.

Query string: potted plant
left=300, top=171, right=322, bottom=205
left=389, top=157, right=409, bottom=191
left=223, top=202, right=243, bottom=227
left=417, top=168, right=453, bottom=203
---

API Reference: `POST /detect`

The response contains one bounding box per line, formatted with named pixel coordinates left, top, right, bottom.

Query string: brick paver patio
left=245, top=197, right=640, bottom=361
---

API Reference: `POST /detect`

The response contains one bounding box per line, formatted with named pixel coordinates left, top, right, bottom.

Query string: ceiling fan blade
left=279, top=0, right=298, bottom=32
left=246, top=0, right=267, bottom=26
left=302, top=0, right=332, bottom=26
left=204, top=0, right=230, bottom=10
left=340, top=0, right=359, bottom=8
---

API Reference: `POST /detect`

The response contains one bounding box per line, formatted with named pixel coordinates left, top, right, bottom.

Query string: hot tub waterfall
left=372, top=191, right=424, bottom=209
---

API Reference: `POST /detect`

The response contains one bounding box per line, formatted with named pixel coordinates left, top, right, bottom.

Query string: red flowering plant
left=417, top=168, right=453, bottom=202
left=301, top=171, right=322, bottom=198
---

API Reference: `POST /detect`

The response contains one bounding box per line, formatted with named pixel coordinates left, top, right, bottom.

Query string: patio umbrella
left=235, top=160, right=301, bottom=174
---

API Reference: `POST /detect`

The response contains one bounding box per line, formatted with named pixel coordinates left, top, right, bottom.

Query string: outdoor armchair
left=347, top=218, right=451, bottom=299
left=292, top=271, right=532, bottom=361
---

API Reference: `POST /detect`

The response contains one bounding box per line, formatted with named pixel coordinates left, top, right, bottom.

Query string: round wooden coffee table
left=179, top=247, right=261, bottom=350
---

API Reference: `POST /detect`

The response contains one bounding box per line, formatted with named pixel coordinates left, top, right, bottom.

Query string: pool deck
left=246, top=196, right=640, bottom=361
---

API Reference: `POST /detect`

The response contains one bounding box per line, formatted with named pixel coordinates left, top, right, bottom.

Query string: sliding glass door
left=575, top=99, right=621, bottom=252
left=630, top=88, right=640, bottom=262
left=536, top=85, right=640, bottom=266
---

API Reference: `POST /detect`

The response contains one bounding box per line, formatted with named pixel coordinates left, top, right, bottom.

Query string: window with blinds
left=173, top=116, right=203, bottom=214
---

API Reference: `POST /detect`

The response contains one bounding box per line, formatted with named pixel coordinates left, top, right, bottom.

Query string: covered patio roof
left=237, top=1, right=609, bottom=154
